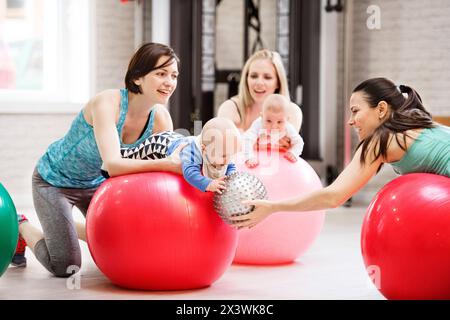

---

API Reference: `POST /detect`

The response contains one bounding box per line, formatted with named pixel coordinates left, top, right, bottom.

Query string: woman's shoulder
left=86, top=89, right=121, bottom=109
left=151, top=104, right=173, bottom=132
left=385, top=129, right=424, bottom=162
left=94, top=89, right=121, bottom=104
left=152, top=103, right=170, bottom=114
left=287, top=102, right=303, bottom=131
left=392, top=129, right=424, bottom=145
left=84, top=89, right=121, bottom=122
left=289, top=102, right=302, bottom=115
left=218, top=97, right=239, bottom=111
left=217, top=97, right=241, bottom=125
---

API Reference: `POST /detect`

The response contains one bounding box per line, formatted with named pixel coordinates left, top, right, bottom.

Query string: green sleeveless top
left=390, top=125, right=450, bottom=177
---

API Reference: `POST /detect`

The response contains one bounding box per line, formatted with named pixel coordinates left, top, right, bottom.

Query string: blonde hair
left=263, top=94, right=290, bottom=114
left=235, top=50, right=290, bottom=125
left=201, top=117, right=241, bottom=148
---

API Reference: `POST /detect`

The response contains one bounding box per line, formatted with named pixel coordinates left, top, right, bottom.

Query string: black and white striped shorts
left=120, top=131, right=184, bottom=160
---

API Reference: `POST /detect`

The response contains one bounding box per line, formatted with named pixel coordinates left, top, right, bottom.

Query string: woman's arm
left=89, top=92, right=182, bottom=177
left=231, top=145, right=384, bottom=228
left=288, top=102, right=303, bottom=133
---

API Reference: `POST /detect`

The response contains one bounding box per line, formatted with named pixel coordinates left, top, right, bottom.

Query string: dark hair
left=353, top=77, right=434, bottom=167
left=124, top=43, right=180, bottom=94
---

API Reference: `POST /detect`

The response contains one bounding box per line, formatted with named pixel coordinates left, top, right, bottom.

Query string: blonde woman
left=217, top=49, right=302, bottom=149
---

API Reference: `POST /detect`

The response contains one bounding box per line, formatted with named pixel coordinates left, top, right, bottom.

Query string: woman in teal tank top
left=15, top=43, right=186, bottom=276
left=232, top=77, right=450, bottom=229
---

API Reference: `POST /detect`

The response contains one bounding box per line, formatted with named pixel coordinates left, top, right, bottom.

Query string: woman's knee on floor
left=34, top=239, right=82, bottom=278
left=50, top=255, right=82, bottom=278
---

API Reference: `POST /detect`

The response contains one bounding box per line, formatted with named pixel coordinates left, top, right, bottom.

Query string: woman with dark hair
left=232, top=77, right=450, bottom=229
left=13, top=43, right=186, bottom=276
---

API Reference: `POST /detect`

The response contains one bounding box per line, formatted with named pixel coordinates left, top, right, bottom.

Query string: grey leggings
left=31, top=168, right=97, bottom=277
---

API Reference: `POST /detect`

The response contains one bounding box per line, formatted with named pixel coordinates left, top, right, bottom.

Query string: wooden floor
left=0, top=197, right=384, bottom=300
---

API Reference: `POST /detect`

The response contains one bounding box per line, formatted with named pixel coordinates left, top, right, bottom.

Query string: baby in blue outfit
left=118, top=117, right=242, bottom=194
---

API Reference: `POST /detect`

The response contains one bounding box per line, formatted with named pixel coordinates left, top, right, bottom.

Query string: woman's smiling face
left=246, top=58, right=279, bottom=104
left=348, top=91, right=385, bottom=140
left=136, top=55, right=179, bottom=105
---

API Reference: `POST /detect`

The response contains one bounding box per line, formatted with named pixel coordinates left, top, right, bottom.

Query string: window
left=0, top=0, right=92, bottom=112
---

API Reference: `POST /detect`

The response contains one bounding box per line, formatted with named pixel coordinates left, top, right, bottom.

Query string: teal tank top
left=390, top=125, right=450, bottom=177
left=37, top=89, right=156, bottom=188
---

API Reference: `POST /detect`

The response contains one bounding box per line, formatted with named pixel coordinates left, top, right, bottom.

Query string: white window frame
left=0, top=0, right=95, bottom=114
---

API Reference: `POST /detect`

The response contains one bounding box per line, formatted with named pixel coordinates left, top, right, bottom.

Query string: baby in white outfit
left=243, top=94, right=304, bottom=168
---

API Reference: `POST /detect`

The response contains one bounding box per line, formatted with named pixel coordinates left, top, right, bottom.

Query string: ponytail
left=353, top=78, right=434, bottom=167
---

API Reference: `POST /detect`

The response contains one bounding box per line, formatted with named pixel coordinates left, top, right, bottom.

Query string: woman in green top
left=232, top=77, right=450, bottom=228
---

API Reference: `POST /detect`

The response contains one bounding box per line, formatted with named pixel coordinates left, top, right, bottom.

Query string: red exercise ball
left=86, top=172, right=238, bottom=290
left=361, top=173, right=450, bottom=300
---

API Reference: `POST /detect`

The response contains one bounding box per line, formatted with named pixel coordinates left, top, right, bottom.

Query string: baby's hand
left=206, top=177, right=227, bottom=194
left=245, top=158, right=259, bottom=168
left=284, top=151, right=298, bottom=163
left=278, top=135, right=291, bottom=151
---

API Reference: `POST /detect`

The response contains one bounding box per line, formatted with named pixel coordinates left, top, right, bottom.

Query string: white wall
left=94, top=0, right=135, bottom=92
left=0, top=114, right=74, bottom=204
left=350, top=0, right=450, bottom=116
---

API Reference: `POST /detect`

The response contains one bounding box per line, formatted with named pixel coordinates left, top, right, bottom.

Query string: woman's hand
left=229, top=199, right=276, bottom=229
left=165, top=143, right=187, bottom=174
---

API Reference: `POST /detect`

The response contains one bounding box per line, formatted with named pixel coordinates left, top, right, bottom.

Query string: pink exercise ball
left=234, top=149, right=326, bottom=265
left=361, top=173, right=450, bottom=300
left=86, top=172, right=237, bottom=290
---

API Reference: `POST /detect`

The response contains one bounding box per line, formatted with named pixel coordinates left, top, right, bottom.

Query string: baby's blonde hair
left=201, top=117, right=241, bottom=156
left=263, top=94, right=290, bottom=115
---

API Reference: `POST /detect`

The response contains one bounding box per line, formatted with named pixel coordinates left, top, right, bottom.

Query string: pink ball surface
left=234, top=149, right=326, bottom=265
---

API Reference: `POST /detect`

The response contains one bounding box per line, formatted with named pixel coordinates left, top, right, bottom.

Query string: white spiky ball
left=213, top=172, right=267, bottom=224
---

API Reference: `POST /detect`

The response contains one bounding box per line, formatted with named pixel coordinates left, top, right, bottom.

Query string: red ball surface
left=86, top=172, right=237, bottom=290
left=361, top=173, right=450, bottom=299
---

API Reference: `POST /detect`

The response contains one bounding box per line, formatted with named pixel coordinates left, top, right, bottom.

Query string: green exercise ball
left=0, top=183, right=18, bottom=277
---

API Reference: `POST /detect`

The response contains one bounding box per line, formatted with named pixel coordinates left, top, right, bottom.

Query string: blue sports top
left=390, top=125, right=450, bottom=177
left=37, top=89, right=156, bottom=188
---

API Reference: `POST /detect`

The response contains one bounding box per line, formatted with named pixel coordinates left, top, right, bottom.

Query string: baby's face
left=203, top=136, right=241, bottom=168
left=262, top=110, right=287, bottom=132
